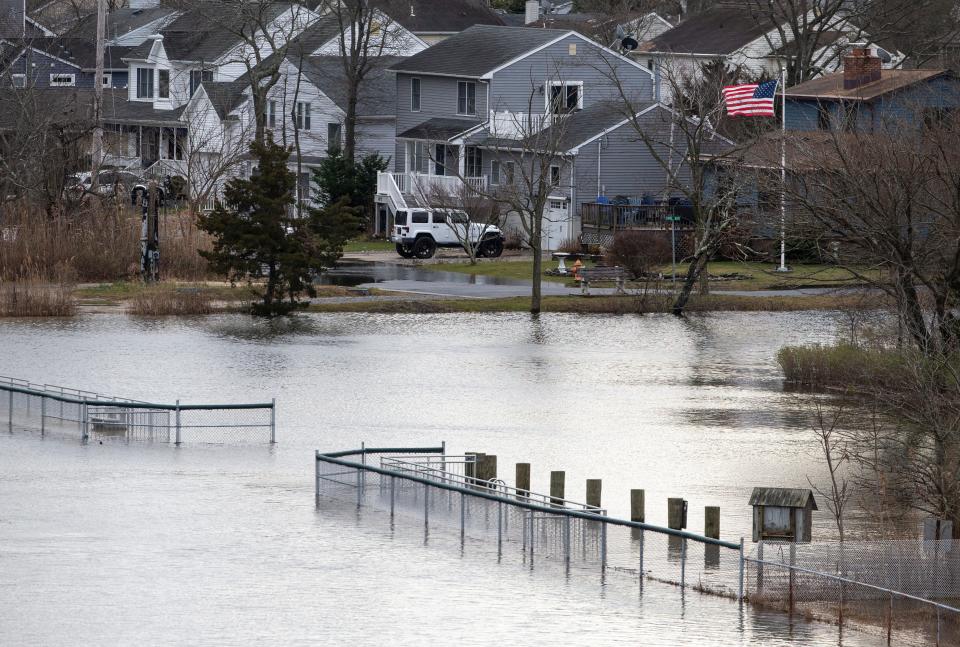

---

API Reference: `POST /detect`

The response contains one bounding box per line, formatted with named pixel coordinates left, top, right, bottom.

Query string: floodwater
left=317, top=259, right=529, bottom=286
left=0, top=311, right=890, bottom=645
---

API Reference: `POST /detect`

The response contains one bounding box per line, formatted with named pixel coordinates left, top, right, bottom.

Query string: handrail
left=321, top=446, right=444, bottom=459
left=316, top=450, right=739, bottom=549
left=747, top=556, right=960, bottom=613
left=0, top=382, right=273, bottom=411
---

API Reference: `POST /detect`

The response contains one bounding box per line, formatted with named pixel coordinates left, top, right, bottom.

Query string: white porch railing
left=102, top=154, right=142, bottom=170
left=398, top=173, right=488, bottom=198
left=377, top=172, right=408, bottom=211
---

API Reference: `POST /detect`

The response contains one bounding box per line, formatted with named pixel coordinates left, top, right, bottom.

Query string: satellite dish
left=621, top=36, right=639, bottom=51
left=616, top=24, right=626, bottom=40
left=876, top=47, right=892, bottom=64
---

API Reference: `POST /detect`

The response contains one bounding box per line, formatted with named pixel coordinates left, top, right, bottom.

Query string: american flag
left=722, top=80, right=779, bottom=117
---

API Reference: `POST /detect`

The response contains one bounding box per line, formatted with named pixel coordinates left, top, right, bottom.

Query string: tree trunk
left=673, top=252, right=709, bottom=315
left=531, top=209, right=543, bottom=314
left=344, top=86, right=358, bottom=163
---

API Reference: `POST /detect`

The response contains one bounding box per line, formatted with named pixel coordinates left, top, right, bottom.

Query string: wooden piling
left=668, top=498, right=686, bottom=530
left=550, top=471, right=565, bottom=506
left=705, top=506, right=720, bottom=539
left=479, top=454, right=497, bottom=486
left=465, top=452, right=484, bottom=485
left=630, top=489, right=645, bottom=522
left=515, top=463, right=531, bottom=497
left=586, top=479, right=602, bottom=509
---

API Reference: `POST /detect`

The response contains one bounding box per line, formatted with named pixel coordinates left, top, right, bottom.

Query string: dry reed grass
left=0, top=203, right=211, bottom=281
left=0, top=280, right=76, bottom=316
left=128, top=287, right=215, bottom=316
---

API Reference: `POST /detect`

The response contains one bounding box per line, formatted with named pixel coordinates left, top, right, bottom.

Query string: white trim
left=26, top=17, right=55, bottom=37
left=101, top=72, right=112, bottom=88
left=483, top=31, right=655, bottom=80
left=569, top=103, right=659, bottom=152
left=49, top=73, right=76, bottom=87
left=545, top=80, right=584, bottom=113
left=11, top=73, right=26, bottom=87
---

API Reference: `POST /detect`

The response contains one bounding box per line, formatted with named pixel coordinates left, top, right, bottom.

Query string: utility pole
left=90, top=0, right=107, bottom=193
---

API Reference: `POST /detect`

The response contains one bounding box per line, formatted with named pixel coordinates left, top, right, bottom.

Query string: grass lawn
left=343, top=238, right=396, bottom=253
left=427, top=259, right=877, bottom=291
left=74, top=281, right=366, bottom=304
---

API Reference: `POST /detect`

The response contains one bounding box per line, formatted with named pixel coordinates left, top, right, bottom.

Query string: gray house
left=377, top=24, right=695, bottom=249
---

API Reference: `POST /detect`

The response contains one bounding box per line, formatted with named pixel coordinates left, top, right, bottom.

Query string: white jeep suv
left=391, top=208, right=505, bottom=259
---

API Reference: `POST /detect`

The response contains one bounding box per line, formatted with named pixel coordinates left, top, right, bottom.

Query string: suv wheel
left=480, top=238, right=504, bottom=258
left=413, top=236, right=437, bottom=259
left=396, top=243, right=415, bottom=258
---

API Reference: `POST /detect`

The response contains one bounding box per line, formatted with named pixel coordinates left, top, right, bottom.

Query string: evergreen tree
left=312, top=150, right=388, bottom=228
left=198, top=136, right=360, bottom=316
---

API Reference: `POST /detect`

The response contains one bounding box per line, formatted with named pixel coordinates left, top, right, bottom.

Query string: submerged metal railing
left=315, top=445, right=746, bottom=601
left=1, top=376, right=276, bottom=444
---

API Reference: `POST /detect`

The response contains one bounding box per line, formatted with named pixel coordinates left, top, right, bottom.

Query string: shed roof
left=397, top=116, right=480, bottom=140
left=390, top=24, right=569, bottom=77
left=749, top=487, right=818, bottom=510
left=785, top=68, right=951, bottom=101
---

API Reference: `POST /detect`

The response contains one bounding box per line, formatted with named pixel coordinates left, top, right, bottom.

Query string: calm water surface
left=0, top=312, right=887, bottom=645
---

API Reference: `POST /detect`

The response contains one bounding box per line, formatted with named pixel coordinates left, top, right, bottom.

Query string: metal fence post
left=356, top=467, right=362, bottom=508
left=40, top=395, right=45, bottom=436
left=81, top=402, right=89, bottom=442
left=639, top=529, right=645, bottom=585
left=174, top=399, right=181, bottom=445
left=498, top=501, right=503, bottom=555
left=424, top=483, right=429, bottom=528
left=441, top=440, right=446, bottom=474
left=564, top=514, right=571, bottom=564
left=269, top=398, right=276, bottom=444
left=314, top=453, right=320, bottom=508
left=7, top=389, right=12, bottom=430
left=460, top=491, right=465, bottom=539
left=390, top=475, right=396, bottom=518
left=601, top=520, right=607, bottom=570
left=738, top=537, right=745, bottom=601
left=681, top=537, right=687, bottom=589
left=887, top=592, right=893, bottom=645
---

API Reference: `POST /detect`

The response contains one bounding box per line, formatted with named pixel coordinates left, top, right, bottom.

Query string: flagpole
left=777, top=61, right=789, bottom=272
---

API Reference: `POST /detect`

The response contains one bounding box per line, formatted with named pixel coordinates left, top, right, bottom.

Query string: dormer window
left=136, top=67, right=154, bottom=99
left=548, top=81, right=582, bottom=114
left=190, top=70, right=213, bottom=96
left=158, top=69, right=169, bottom=99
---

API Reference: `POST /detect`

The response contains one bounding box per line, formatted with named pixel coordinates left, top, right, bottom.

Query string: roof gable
left=749, top=487, right=818, bottom=509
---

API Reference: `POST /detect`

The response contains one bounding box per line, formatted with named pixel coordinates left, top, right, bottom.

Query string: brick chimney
left=843, top=47, right=881, bottom=90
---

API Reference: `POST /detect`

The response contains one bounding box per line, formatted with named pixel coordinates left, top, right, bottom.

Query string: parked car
left=391, top=208, right=504, bottom=259
left=64, top=170, right=177, bottom=207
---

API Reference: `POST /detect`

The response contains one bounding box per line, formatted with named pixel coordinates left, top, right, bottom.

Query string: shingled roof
left=298, top=55, right=401, bottom=116
left=749, top=487, right=818, bottom=509
left=390, top=24, right=569, bottom=77
left=372, top=0, right=504, bottom=34
left=642, top=5, right=769, bottom=55
left=785, top=68, right=951, bottom=101
left=65, top=6, right=177, bottom=42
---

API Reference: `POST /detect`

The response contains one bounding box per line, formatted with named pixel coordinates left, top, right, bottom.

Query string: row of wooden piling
left=465, top=453, right=722, bottom=539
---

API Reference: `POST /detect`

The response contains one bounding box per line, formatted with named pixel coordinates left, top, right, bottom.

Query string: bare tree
left=414, top=181, right=506, bottom=264
left=803, top=397, right=852, bottom=541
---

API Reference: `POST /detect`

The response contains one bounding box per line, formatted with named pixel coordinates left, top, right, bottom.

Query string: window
left=101, top=73, right=112, bottom=88
left=296, top=102, right=311, bottom=130
left=550, top=199, right=564, bottom=209
left=158, top=69, right=169, bottom=99
left=190, top=69, right=213, bottom=96
left=11, top=74, right=25, bottom=87
left=136, top=67, right=154, bottom=99
left=568, top=43, right=577, bottom=56
left=298, top=172, right=311, bottom=203
left=413, top=141, right=428, bottom=174
left=431, top=211, right=446, bottom=224
left=550, top=164, right=561, bottom=186
left=465, top=146, right=482, bottom=177
left=267, top=100, right=277, bottom=129
left=490, top=159, right=500, bottom=185
left=504, top=161, right=515, bottom=185
left=327, top=123, right=342, bottom=151
left=924, top=107, right=953, bottom=129
left=548, top=81, right=582, bottom=114
left=434, top=144, right=446, bottom=176
left=395, top=211, right=407, bottom=226
left=49, top=73, right=75, bottom=87
left=457, top=80, right=476, bottom=115
left=411, top=77, right=421, bottom=112
left=411, top=211, right=429, bottom=224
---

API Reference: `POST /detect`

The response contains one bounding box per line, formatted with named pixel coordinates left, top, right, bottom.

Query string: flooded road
left=0, top=311, right=887, bottom=645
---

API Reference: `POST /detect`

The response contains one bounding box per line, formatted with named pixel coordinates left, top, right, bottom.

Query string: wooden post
left=586, top=479, right=602, bottom=509
left=465, top=452, right=484, bottom=485
left=515, top=463, right=530, bottom=497
left=668, top=498, right=686, bottom=530
left=550, top=471, right=565, bottom=506
left=479, top=454, right=497, bottom=487
left=705, top=506, right=720, bottom=539
left=630, top=489, right=645, bottom=522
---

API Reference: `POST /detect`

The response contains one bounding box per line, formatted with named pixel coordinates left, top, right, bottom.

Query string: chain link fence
left=1, top=376, right=276, bottom=444
left=315, top=447, right=745, bottom=602
left=745, top=541, right=960, bottom=646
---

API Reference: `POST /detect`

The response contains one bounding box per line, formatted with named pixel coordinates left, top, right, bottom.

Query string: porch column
left=457, top=145, right=465, bottom=178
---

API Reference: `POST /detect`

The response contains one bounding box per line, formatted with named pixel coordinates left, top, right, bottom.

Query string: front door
left=543, top=198, right=570, bottom=251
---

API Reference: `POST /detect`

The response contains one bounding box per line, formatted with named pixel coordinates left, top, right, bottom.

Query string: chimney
left=525, top=0, right=540, bottom=25
left=843, top=47, right=881, bottom=90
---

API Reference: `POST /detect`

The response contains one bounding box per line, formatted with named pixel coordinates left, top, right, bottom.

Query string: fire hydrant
left=571, top=259, right=584, bottom=281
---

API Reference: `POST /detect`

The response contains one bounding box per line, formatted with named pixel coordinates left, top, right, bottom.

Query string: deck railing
left=580, top=202, right=694, bottom=230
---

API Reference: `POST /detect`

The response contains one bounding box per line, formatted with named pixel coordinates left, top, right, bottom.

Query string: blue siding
left=7, top=49, right=88, bottom=88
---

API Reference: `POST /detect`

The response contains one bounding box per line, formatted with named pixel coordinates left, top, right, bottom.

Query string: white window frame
left=504, top=160, right=515, bottom=185
left=296, top=102, right=311, bottom=131
left=267, top=100, right=277, bottom=129
left=327, top=122, right=342, bottom=151
left=11, top=74, right=26, bottom=87
left=157, top=68, right=170, bottom=99
left=136, top=67, right=154, bottom=99
left=549, top=164, right=561, bottom=186
left=457, top=80, right=476, bottom=116
left=411, top=77, right=421, bottom=112
left=490, top=159, right=500, bottom=185
left=49, top=73, right=75, bottom=87
left=546, top=81, right=583, bottom=113
left=101, top=73, right=112, bottom=88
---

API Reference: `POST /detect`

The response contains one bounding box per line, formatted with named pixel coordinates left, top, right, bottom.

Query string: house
left=378, top=24, right=701, bottom=249
left=0, top=0, right=54, bottom=38
left=503, top=0, right=674, bottom=48
left=636, top=4, right=900, bottom=91
left=783, top=47, right=960, bottom=133
left=0, top=38, right=132, bottom=88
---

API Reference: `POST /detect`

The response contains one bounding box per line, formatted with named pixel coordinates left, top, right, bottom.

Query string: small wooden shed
left=749, top=487, right=817, bottom=543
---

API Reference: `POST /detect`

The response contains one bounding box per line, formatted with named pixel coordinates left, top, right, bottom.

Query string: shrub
left=128, top=287, right=214, bottom=316
left=0, top=280, right=75, bottom=316
left=605, top=231, right=673, bottom=278
left=556, top=237, right=583, bottom=254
